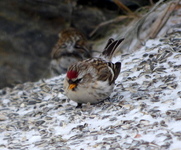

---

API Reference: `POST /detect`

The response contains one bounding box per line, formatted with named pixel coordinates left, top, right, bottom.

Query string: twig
left=112, top=0, right=134, bottom=15
left=149, top=0, right=154, bottom=6
left=149, top=1, right=179, bottom=38
left=89, top=15, right=134, bottom=37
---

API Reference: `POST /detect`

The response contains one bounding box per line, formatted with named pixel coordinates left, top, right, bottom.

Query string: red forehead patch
left=67, top=70, right=78, bottom=79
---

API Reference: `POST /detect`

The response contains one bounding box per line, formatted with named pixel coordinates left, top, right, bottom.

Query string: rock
left=0, top=114, right=7, bottom=121
left=0, top=0, right=111, bottom=88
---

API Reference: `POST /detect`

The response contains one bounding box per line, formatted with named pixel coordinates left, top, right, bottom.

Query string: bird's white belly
left=65, top=81, right=114, bottom=104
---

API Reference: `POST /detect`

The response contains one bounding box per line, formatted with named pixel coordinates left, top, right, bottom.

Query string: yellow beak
left=68, top=83, right=77, bottom=90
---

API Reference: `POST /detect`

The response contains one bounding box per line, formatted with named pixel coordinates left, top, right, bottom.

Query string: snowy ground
left=0, top=22, right=181, bottom=150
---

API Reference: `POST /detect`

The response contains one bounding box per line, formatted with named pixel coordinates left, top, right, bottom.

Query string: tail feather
left=108, top=62, right=121, bottom=84
left=113, top=62, right=121, bottom=82
left=102, top=38, right=124, bottom=60
left=103, top=38, right=114, bottom=50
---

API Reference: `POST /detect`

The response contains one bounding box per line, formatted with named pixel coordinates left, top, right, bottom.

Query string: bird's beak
left=68, top=83, right=77, bottom=90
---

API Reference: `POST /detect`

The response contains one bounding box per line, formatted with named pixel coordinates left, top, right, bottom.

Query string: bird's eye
left=69, top=78, right=82, bottom=84
left=76, top=78, right=82, bottom=83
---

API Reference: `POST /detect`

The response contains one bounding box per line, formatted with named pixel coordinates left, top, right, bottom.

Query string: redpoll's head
left=66, top=70, right=81, bottom=90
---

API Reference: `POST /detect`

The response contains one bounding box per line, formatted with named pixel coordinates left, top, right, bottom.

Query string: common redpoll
left=50, top=28, right=91, bottom=76
left=63, top=38, right=124, bottom=108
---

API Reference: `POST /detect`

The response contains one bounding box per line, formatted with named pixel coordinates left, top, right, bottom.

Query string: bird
left=50, top=28, right=92, bottom=76
left=63, top=38, right=124, bottom=108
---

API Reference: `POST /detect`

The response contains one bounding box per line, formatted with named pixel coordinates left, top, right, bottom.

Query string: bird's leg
left=76, top=103, right=82, bottom=108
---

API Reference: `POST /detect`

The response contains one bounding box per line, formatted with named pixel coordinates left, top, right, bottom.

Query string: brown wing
left=89, top=58, right=121, bottom=84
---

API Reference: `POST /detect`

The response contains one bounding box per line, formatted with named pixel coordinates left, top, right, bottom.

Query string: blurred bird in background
left=50, top=28, right=92, bottom=76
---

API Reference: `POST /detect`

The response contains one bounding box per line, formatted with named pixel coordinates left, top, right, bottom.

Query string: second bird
left=50, top=28, right=92, bottom=76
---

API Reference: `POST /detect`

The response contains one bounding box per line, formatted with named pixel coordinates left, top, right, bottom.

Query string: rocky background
left=0, top=0, right=158, bottom=89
